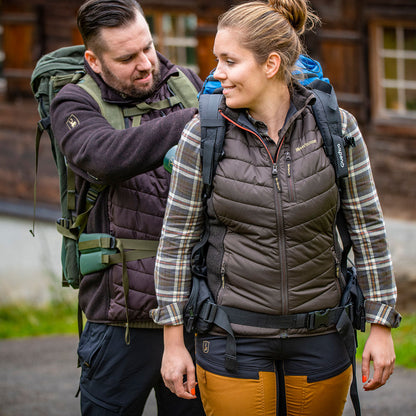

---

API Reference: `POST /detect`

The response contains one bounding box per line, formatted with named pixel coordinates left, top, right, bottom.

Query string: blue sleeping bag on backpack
left=198, top=54, right=329, bottom=98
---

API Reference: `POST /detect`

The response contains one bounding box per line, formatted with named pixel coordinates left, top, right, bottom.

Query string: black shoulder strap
left=199, top=93, right=226, bottom=192
left=309, top=79, right=352, bottom=270
left=309, top=79, right=348, bottom=181
left=190, top=92, right=226, bottom=305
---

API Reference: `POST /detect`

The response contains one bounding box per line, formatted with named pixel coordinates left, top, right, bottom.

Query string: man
left=50, top=0, right=204, bottom=414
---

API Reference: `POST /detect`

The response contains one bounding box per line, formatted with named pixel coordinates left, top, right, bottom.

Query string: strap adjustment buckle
left=57, top=217, right=73, bottom=229
left=308, top=308, right=331, bottom=329
left=199, top=301, right=218, bottom=324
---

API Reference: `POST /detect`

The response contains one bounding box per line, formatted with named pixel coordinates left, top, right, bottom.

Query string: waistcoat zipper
left=286, top=151, right=295, bottom=201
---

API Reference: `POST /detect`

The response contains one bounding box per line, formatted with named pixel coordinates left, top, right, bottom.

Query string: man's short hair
left=77, top=0, right=144, bottom=54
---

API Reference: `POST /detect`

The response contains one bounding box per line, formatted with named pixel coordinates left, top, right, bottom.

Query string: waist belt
left=195, top=300, right=352, bottom=374
left=219, top=304, right=349, bottom=330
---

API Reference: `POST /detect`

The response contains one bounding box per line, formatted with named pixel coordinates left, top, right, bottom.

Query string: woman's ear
left=264, top=52, right=281, bottom=79
left=85, top=49, right=102, bottom=74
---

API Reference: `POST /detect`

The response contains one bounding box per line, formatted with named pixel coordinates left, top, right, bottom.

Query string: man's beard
left=101, top=60, right=161, bottom=100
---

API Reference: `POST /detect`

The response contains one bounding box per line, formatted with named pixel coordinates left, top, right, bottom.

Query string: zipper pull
left=285, top=151, right=291, bottom=177
left=272, top=163, right=282, bottom=192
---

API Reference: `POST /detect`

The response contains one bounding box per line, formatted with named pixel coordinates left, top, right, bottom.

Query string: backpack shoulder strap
left=167, top=68, right=199, bottom=109
left=308, top=79, right=352, bottom=269
left=199, top=93, right=226, bottom=191
left=190, top=93, right=226, bottom=289
left=309, top=79, right=348, bottom=181
left=77, top=74, right=126, bottom=130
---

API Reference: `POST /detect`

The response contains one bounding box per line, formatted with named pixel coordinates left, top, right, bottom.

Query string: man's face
left=87, top=12, right=160, bottom=98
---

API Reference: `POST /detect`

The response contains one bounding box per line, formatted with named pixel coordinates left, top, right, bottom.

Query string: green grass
left=1, top=302, right=415, bottom=369
left=0, top=300, right=78, bottom=339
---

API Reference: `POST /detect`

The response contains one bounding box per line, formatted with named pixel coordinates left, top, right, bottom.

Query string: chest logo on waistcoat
left=296, top=139, right=317, bottom=152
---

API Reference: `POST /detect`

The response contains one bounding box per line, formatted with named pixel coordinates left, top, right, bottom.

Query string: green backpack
left=30, top=44, right=199, bottom=291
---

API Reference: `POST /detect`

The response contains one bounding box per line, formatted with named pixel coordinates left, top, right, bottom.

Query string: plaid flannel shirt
left=150, top=108, right=401, bottom=329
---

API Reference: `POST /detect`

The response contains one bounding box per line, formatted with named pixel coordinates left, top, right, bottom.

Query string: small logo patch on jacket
left=66, top=114, right=80, bottom=130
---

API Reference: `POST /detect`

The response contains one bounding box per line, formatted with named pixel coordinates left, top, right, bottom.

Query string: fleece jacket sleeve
left=50, top=83, right=198, bottom=185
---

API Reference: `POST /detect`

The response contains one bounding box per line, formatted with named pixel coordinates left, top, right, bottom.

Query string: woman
left=151, top=1, right=401, bottom=415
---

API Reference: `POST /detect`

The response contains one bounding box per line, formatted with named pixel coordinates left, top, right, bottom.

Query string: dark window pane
left=146, top=15, right=155, bottom=33
left=383, top=27, right=396, bottom=49
left=405, top=89, right=416, bottom=111
left=186, top=47, right=196, bottom=65
left=405, top=59, right=416, bottom=81
left=384, top=58, right=397, bottom=79
left=404, top=28, right=416, bottom=51
left=385, top=88, right=399, bottom=110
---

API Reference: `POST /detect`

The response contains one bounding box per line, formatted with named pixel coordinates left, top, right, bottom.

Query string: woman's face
left=213, top=28, right=269, bottom=111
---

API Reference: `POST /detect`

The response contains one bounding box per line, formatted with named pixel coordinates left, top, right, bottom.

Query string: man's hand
left=361, top=323, right=396, bottom=391
left=161, top=325, right=197, bottom=399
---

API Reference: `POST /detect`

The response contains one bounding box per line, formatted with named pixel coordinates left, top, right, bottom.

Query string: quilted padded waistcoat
left=206, top=86, right=342, bottom=337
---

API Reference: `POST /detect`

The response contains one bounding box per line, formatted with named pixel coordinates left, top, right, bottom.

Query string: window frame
left=369, top=19, right=416, bottom=122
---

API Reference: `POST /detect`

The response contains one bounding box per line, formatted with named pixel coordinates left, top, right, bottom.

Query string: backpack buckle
left=57, top=217, right=72, bottom=229
left=308, top=308, right=331, bottom=329
left=199, top=300, right=218, bottom=324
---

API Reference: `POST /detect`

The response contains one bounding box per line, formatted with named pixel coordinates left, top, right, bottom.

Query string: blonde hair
left=217, top=0, right=320, bottom=84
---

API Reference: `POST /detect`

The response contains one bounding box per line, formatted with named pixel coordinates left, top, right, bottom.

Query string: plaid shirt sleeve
left=339, top=109, right=401, bottom=328
left=150, top=115, right=205, bottom=326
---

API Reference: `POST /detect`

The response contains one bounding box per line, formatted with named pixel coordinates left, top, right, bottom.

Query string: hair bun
left=268, top=0, right=317, bottom=35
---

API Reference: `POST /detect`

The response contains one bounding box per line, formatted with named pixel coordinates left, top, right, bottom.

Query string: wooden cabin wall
left=1, top=0, right=83, bottom=98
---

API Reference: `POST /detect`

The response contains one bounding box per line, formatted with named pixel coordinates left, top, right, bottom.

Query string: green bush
left=0, top=300, right=78, bottom=339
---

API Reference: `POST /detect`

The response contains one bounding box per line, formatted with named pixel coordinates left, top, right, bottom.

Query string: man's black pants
left=78, top=322, right=205, bottom=415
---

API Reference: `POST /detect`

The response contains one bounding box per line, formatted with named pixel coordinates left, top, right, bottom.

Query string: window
left=146, top=12, right=198, bottom=74
left=371, top=22, right=416, bottom=120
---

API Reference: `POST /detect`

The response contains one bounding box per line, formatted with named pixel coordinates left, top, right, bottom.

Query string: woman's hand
left=161, top=325, right=197, bottom=399
left=361, top=323, right=396, bottom=391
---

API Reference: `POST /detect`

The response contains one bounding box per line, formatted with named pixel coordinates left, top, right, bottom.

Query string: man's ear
left=85, top=49, right=102, bottom=74
left=264, top=52, right=281, bottom=79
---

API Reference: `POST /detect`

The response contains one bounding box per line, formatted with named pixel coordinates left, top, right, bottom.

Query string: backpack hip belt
left=219, top=304, right=351, bottom=331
